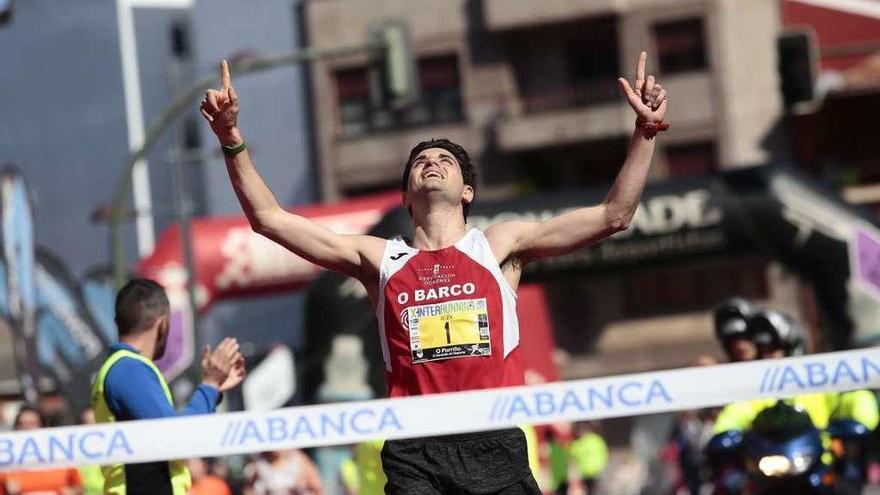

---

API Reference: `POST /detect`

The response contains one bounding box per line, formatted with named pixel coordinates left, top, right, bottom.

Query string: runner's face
left=405, top=148, right=473, bottom=207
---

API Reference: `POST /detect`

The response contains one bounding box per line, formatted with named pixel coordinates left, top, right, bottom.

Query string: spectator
left=566, top=421, right=609, bottom=495
left=667, top=356, right=720, bottom=495
left=245, top=449, right=324, bottom=495
left=188, top=458, right=232, bottom=495
left=0, top=405, right=83, bottom=495
left=0, top=400, right=8, bottom=432
left=546, top=423, right=573, bottom=494
left=713, top=297, right=757, bottom=363
left=340, top=440, right=385, bottom=495
left=76, top=407, right=104, bottom=495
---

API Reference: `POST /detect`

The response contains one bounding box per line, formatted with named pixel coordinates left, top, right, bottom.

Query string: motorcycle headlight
left=757, top=454, right=813, bottom=477
left=790, top=454, right=813, bottom=474
left=758, top=455, right=791, bottom=476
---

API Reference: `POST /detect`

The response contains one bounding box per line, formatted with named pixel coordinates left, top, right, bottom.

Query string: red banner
left=139, top=191, right=401, bottom=311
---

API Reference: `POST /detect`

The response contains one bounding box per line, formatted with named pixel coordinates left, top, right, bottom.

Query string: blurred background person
left=76, top=407, right=104, bottom=495
left=748, top=309, right=804, bottom=359
left=0, top=405, right=83, bottom=495
left=566, top=421, right=609, bottom=495
left=665, top=355, right=721, bottom=495
left=713, top=297, right=758, bottom=363
left=244, top=449, right=324, bottom=495
left=187, top=458, right=232, bottom=495
left=707, top=309, right=879, bottom=494
left=0, top=401, right=8, bottom=433
left=340, top=440, right=386, bottom=495
left=546, top=423, right=574, bottom=494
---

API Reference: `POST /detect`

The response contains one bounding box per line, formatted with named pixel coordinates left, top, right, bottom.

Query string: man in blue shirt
left=92, top=278, right=245, bottom=495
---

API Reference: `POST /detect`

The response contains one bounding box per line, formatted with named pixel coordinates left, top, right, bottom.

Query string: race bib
left=407, top=298, right=491, bottom=363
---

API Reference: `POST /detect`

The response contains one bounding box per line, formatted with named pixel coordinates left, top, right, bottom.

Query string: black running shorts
left=381, top=428, right=541, bottom=495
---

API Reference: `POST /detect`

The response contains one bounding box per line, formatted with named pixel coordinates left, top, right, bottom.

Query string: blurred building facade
left=0, top=0, right=314, bottom=271
left=304, top=0, right=782, bottom=200
left=0, top=0, right=315, bottom=398
left=780, top=0, right=880, bottom=207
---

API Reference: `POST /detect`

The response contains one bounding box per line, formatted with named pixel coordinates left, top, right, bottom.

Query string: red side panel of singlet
left=382, top=244, right=524, bottom=397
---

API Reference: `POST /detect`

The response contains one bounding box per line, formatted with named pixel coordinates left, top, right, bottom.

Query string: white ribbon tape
left=2, top=347, right=879, bottom=471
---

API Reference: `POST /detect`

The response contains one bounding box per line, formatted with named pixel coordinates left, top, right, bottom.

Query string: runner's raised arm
left=200, top=61, right=383, bottom=280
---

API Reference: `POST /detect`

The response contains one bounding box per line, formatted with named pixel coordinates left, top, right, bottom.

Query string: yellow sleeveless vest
left=91, top=349, right=191, bottom=495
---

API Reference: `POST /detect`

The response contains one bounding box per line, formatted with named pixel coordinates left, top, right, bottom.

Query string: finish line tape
left=2, top=347, right=880, bottom=470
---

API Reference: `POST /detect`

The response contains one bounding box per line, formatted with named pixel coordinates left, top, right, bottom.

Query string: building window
left=665, top=141, right=716, bottom=177
left=654, top=18, right=707, bottom=74
left=334, top=54, right=462, bottom=137
left=170, top=21, right=191, bottom=59
left=406, top=55, right=463, bottom=125
left=505, top=137, right=629, bottom=189
left=180, top=116, right=207, bottom=217
left=514, top=17, right=620, bottom=114
left=182, top=117, right=202, bottom=150
left=624, top=257, right=769, bottom=317
left=335, top=67, right=372, bottom=137
left=565, top=21, right=619, bottom=85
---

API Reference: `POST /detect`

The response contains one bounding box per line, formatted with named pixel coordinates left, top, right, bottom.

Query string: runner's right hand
left=200, top=60, right=241, bottom=146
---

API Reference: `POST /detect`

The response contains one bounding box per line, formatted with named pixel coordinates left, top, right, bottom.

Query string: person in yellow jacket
left=92, top=279, right=246, bottom=495
left=712, top=391, right=879, bottom=436
left=548, top=422, right=608, bottom=495
left=708, top=309, right=879, bottom=491
left=714, top=310, right=878, bottom=435
left=341, top=439, right=387, bottom=495
left=568, top=422, right=608, bottom=495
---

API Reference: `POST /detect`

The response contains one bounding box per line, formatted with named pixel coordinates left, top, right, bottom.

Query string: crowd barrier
left=2, top=347, right=880, bottom=470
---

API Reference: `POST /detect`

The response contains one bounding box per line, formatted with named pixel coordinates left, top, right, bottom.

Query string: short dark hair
left=114, top=278, right=169, bottom=337
left=14, top=405, right=44, bottom=429
left=402, top=138, right=477, bottom=220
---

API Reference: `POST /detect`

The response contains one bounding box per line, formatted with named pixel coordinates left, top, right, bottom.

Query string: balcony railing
left=518, top=78, right=619, bottom=115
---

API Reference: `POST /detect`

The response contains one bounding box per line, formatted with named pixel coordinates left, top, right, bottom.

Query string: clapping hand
left=201, top=337, right=246, bottom=392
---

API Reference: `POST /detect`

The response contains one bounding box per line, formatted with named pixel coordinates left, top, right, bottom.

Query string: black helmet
left=713, top=297, right=754, bottom=342
left=748, top=309, right=804, bottom=357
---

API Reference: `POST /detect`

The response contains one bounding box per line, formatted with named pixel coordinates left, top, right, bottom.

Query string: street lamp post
left=108, top=42, right=386, bottom=287
left=114, top=0, right=165, bottom=259
left=109, top=19, right=418, bottom=287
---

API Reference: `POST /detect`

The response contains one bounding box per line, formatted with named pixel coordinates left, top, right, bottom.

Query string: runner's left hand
left=618, top=51, right=668, bottom=123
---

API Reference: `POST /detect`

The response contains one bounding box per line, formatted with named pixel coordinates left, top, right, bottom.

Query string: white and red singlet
left=376, top=228, right=524, bottom=397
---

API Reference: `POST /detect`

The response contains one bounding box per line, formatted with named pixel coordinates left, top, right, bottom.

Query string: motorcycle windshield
left=750, top=401, right=815, bottom=442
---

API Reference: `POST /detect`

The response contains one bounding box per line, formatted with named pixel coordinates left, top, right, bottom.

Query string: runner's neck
left=410, top=222, right=468, bottom=251
left=408, top=196, right=468, bottom=250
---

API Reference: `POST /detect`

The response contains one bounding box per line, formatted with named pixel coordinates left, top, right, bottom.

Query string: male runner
left=201, top=51, right=668, bottom=494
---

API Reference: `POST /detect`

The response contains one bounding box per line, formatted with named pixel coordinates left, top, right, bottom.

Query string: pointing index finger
left=221, top=60, right=231, bottom=91
left=635, top=51, right=646, bottom=89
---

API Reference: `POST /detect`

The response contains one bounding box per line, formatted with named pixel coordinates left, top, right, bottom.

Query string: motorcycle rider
left=713, top=297, right=758, bottom=363
left=708, top=309, right=878, bottom=493
left=749, top=309, right=804, bottom=359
